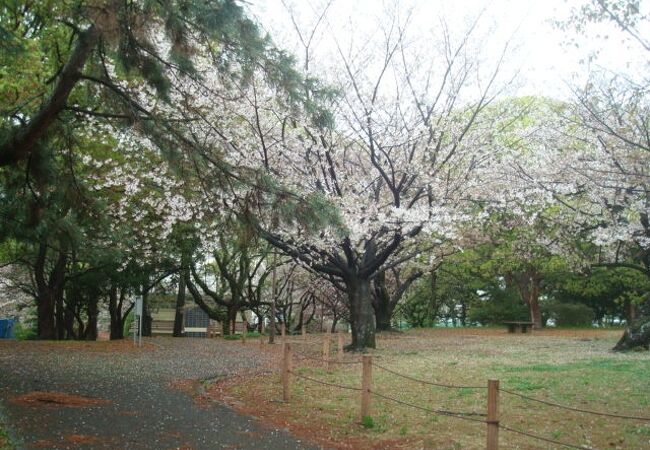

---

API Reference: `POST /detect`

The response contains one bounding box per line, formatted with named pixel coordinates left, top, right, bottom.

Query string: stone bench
left=503, top=321, right=534, bottom=333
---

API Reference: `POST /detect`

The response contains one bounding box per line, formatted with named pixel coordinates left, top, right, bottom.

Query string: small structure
left=150, top=303, right=250, bottom=337
left=503, top=321, right=534, bottom=333
left=0, top=318, right=15, bottom=339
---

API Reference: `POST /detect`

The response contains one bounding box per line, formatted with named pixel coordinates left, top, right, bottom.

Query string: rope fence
left=372, top=361, right=485, bottom=390
left=499, top=387, right=650, bottom=422
left=369, top=389, right=487, bottom=422
left=267, top=331, right=650, bottom=450
left=499, top=424, right=593, bottom=450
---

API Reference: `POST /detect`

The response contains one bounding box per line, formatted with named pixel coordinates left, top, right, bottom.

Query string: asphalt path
left=0, top=338, right=318, bottom=450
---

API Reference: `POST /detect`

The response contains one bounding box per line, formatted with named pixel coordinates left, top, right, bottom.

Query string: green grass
left=228, top=328, right=650, bottom=449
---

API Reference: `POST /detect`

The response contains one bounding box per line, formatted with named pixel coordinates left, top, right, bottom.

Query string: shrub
left=546, top=302, right=595, bottom=327
left=14, top=321, right=36, bottom=340
left=469, top=287, right=528, bottom=325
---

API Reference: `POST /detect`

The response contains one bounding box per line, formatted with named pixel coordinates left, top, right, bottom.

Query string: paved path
left=0, top=338, right=318, bottom=450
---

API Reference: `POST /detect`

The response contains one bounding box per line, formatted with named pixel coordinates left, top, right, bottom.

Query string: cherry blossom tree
left=230, top=4, right=513, bottom=350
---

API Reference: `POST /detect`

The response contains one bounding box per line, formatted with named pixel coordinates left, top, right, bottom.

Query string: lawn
left=210, top=328, right=650, bottom=450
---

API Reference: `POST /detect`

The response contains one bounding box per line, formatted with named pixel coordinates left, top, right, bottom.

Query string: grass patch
left=220, top=328, right=650, bottom=450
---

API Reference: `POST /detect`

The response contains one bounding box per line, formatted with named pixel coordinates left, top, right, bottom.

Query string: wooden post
left=301, top=324, right=306, bottom=339
left=241, top=320, right=247, bottom=344
left=337, top=332, right=344, bottom=363
left=360, top=355, right=372, bottom=420
left=259, top=335, right=264, bottom=348
left=486, top=379, right=499, bottom=450
left=322, top=332, right=331, bottom=370
left=281, top=322, right=286, bottom=341
left=282, top=342, right=292, bottom=402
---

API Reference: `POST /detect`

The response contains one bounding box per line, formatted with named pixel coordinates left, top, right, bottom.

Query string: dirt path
left=0, top=338, right=318, bottom=450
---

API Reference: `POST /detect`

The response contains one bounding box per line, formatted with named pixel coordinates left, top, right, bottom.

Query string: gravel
left=0, top=338, right=320, bottom=450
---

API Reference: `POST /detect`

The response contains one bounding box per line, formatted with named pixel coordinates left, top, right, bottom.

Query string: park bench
left=151, top=320, right=175, bottom=335
left=503, top=321, right=534, bottom=333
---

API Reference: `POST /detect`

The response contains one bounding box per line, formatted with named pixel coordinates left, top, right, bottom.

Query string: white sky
left=249, top=0, right=649, bottom=100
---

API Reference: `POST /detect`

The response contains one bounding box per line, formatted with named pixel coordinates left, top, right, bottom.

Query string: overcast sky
left=249, top=0, right=648, bottom=100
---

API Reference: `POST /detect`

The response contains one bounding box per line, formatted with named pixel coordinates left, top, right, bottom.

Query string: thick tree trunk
left=347, top=277, right=376, bottom=351
left=614, top=317, right=650, bottom=351
left=373, top=272, right=393, bottom=331
left=37, top=291, right=57, bottom=340
left=108, top=286, right=121, bottom=340
left=614, top=300, right=650, bottom=351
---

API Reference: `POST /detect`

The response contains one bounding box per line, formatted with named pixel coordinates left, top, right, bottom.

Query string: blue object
left=0, top=318, right=15, bottom=339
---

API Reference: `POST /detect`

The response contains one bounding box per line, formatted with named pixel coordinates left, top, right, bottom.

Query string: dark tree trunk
left=173, top=256, right=189, bottom=337
left=141, top=284, right=152, bottom=336
left=347, top=277, right=375, bottom=351
left=56, top=289, right=65, bottom=340
left=373, top=272, right=393, bottom=331
left=108, top=285, right=120, bottom=340
left=222, top=305, right=238, bottom=336
left=85, top=292, right=99, bottom=341
left=37, top=290, right=57, bottom=340
left=35, top=244, right=68, bottom=340
left=330, top=317, right=339, bottom=333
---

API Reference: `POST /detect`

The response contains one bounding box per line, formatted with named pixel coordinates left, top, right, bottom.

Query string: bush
left=546, top=302, right=595, bottom=327
left=469, top=287, right=528, bottom=325
left=13, top=321, right=37, bottom=340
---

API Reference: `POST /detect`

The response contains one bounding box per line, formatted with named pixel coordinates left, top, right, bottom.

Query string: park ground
left=0, top=330, right=649, bottom=450
left=209, top=328, right=650, bottom=450
left=0, top=338, right=316, bottom=450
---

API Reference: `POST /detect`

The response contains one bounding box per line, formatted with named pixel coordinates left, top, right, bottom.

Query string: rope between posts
left=371, top=361, right=486, bottom=390
left=285, top=339, right=321, bottom=346
left=499, top=388, right=650, bottom=422
left=500, top=424, right=593, bottom=450
left=368, top=390, right=487, bottom=424
left=288, top=370, right=362, bottom=391
left=294, top=351, right=361, bottom=365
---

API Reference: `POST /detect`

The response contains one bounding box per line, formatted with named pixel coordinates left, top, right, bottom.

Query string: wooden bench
left=151, top=321, right=175, bottom=335
left=503, top=321, right=534, bottom=333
